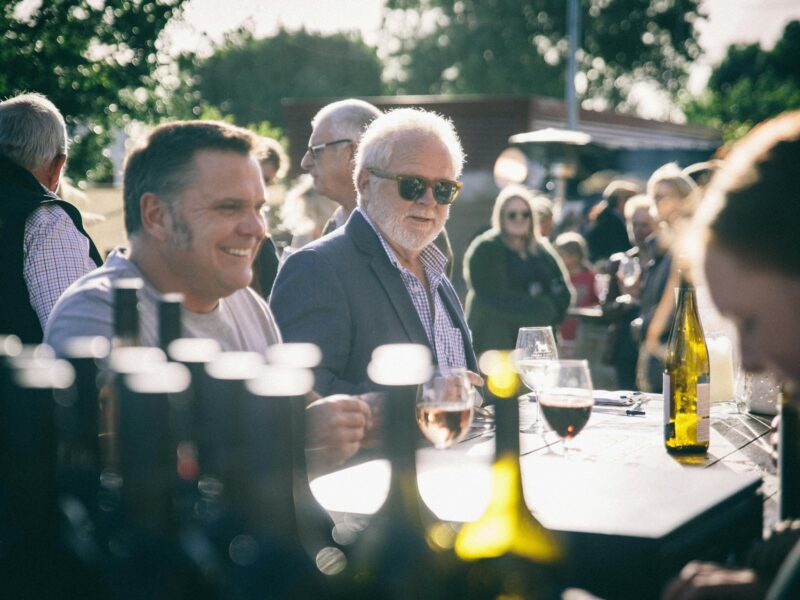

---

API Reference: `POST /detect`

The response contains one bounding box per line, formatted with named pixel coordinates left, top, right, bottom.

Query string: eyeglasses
left=367, top=168, right=463, bottom=205
left=504, top=210, right=531, bottom=220
left=307, top=138, right=351, bottom=160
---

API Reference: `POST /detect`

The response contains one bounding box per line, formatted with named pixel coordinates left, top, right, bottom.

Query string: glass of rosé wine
left=416, top=367, right=474, bottom=449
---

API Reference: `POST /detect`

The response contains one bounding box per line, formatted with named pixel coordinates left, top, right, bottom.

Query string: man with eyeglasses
left=301, top=99, right=381, bottom=234
left=271, top=108, right=477, bottom=396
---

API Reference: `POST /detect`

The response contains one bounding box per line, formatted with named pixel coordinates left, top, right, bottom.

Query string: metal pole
left=566, top=0, right=580, bottom=130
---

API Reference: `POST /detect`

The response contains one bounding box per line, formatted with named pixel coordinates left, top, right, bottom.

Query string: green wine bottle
left=455, top=350, right=562, bottom=600
left=663, top=272, right=711, bottom=454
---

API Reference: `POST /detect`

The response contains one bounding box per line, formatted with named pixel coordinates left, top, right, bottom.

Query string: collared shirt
left=360, top=208, right=467, bottom=368
left=23, top=204, right=98, bottom=328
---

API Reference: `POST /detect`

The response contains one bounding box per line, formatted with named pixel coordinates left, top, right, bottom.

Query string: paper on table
left=593, top=390, right=641, bottom=406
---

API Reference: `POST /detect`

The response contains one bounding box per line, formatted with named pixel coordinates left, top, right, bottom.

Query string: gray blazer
left=270, top=210, right=477, bottom=395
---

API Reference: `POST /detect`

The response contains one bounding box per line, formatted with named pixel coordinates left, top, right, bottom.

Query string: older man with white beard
left=270, top=108, right=477, bottom=395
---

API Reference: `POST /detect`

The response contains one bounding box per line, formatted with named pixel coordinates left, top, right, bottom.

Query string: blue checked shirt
left=360, top=209, right=467, bottom=368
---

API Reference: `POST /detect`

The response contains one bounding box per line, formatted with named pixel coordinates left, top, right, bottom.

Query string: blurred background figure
left=599, top=194, right=658, bottom=390
left=663, top=110, right=800, bottom=600
left=280, top=175, right=338, bottom=250
left=532, top=193, right=555, bottom=239
left=554, top=232, right=598, bottom=357
left=634, top=163, right=699, bottom=392
left=250, top=136, right=289, bottom=300
left=464, top=184, right=573, bottom=356
left=584, top=179, right=641, bottom=264
left=681, top=159, right=723, bottom=196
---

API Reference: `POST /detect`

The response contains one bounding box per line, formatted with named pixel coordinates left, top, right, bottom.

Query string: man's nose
left=242, top=207, right=267, bottom=239
left=301, top=150, right=313, bottom=171
left=416, top=186, right=436, bottom=206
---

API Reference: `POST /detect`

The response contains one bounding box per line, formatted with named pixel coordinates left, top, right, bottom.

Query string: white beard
left=365, top=195, right=447, bottom=253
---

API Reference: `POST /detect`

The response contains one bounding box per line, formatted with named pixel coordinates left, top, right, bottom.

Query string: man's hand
left=662, top=562, right=764, bottom=600
left=305, top=394, right=372, bottom=477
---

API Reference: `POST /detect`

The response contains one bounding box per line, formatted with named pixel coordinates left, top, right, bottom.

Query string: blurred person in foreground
left=250, top=136, right=289, bottom=299
left=634, top=163, right=699, bottom=392
left=463, top=184, right=573, bottom=356
left=584, top=179, right=640, bottom=263
left=0, top=92, right=102, bottom=342
left=554, top=232, right=598, bottom=355
left=45, top=120, right=370, bottom=474
left=271, top=108, right=477, bottom=395
left=663, top=110, right=800, bottom=600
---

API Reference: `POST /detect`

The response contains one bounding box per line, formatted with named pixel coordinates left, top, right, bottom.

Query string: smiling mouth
left=221, top=247, right=252, bottom=257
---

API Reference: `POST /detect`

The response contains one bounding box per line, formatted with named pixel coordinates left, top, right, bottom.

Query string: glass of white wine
left=415, top=367, right=474, bottom=449
left=514, top=326, right=559, bottom=433
left=538, top=360, right=594, bottom=456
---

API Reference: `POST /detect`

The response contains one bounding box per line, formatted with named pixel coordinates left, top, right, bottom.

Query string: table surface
left=311, top=395, right=776, bottom=599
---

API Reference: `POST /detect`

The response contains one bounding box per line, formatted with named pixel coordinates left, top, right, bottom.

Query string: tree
left=0, top=0, right=187, bottom=182
left=187, top=27, right=386, bottom=129
left=381, top=0, right=703, bottom=111
left=683, top=20, right=800, bottom=142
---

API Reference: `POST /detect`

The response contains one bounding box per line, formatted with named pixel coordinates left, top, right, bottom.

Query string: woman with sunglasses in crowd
left=463, top=184, right=573, bottom=356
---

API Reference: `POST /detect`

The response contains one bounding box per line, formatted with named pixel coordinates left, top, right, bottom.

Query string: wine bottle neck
left=494, top=397, right=521, bottom=457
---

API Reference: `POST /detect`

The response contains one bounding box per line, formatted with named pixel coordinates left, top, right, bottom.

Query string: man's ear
left=356, top=168, right=370, bottom=196
left=139, top=193, right=170, bottom=242
left=46, top=154, right=66, bottom=192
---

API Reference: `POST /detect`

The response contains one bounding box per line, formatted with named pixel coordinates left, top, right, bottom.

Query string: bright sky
left=168, top=0, right=800, bottom=117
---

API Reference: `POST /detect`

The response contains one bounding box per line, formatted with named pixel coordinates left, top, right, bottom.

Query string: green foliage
left=683, top=21, right=800, bottom=142
left=188, top=27, right=386, bottom=128
left=382, top=0, right=702, bottom=108
left=0, top=0, right=186, bottom=183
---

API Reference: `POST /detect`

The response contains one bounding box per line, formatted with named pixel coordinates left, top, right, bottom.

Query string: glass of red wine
left=538, top=360, right=594, bottom=456
left=416, top=367, right=474, bottom=449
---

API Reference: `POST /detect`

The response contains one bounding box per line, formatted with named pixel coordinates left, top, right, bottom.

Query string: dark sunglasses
left=367, top=168, right=463, bottom=205
left=504, top=210, right=531, bottom=220
left=307, top=138, right=351, bottom=160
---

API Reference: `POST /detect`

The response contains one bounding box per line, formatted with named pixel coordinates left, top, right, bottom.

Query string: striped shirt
left=23, top=204, right=98, bottom=328
left=360, top=209, right=467, bottom=368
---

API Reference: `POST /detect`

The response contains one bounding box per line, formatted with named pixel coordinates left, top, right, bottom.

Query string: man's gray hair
left=312, top=99, right=381, bottom=141
left=0, top=93, right=68, bottom=173
left=354, top=108, right=465, bottom=187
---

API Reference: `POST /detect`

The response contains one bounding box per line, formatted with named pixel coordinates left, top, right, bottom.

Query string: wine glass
left=538, top=360, right=594, bottom=456
left=594, top=273, right=611, bottom=305
left=617, top=256, right=641, bottom=294
left=416, top=367, right=474, bottom=449
left=514, top=326, right=559, bottom=433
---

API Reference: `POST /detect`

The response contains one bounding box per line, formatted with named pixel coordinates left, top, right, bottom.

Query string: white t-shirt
left=45, top=247, right=282, bottom=355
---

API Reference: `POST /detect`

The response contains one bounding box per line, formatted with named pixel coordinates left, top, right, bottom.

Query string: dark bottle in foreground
left=199, top=351, right=324, bottom=598
left=455, top=350, right=562, bottom=600
left=663, top=272, right=711, bottom=454
left=250, top=345, right=347, bottom=580
left=342, top=343, right=457, bottom=599
left=158, top=293, right=184, bottom=353
left=111, top=361, right=216, bottom=599
left=112, top=278, right=143, bottom=348
left=0, top=352, right=109, bottom=598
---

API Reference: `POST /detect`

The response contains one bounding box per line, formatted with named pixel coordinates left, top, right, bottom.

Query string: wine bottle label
left=696, top=378, right=710, bottom=442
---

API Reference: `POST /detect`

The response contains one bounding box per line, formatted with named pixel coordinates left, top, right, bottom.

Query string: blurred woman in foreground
left=663, top=110, right=800, bottom=599
left=464, top=185, right=572, bottom=356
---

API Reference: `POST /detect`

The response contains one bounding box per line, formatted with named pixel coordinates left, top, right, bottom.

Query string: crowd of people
left=1, top=88, right=799, bottom=598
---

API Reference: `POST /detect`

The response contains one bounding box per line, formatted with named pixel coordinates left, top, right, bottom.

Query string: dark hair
left=123, top=120, right=256, bottom=235
left=704, top=110, right=800, bottom=276
left=254, top=136, right=289, bottom=180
